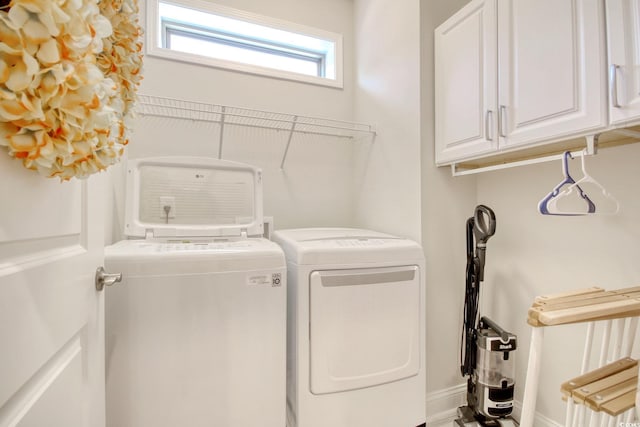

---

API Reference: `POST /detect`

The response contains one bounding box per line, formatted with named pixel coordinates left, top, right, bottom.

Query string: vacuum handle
left=473, top=205, right=496, bottom=245
left=480, top=316, right=512, bottom=343
left=473, top=205, right=496, bottom=282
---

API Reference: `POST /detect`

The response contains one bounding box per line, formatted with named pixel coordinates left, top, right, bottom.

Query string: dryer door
left=309, top=265, right=420, bottom=394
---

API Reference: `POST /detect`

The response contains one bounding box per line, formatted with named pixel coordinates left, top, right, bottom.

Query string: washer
left=272, top=228, right=426, bottom=427
left=105, top=157, right=286, bottom=427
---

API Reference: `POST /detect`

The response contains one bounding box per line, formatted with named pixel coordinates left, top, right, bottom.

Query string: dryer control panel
left=334, top=238, right=389, bottom=248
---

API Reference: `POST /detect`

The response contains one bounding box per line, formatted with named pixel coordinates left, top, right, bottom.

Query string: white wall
left=112, top=0, right=361, bottom=240
left=477, top=143, right=640, bottom=423
left=353, top=0, right=423, bottom=243
left=420, top=0, right=478, bottom=398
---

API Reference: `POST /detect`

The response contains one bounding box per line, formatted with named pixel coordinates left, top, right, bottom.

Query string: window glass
left=147, top=0, right=342, bottom=87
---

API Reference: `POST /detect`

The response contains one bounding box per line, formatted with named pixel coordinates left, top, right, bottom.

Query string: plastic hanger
left=548, top=150, right=619, bottom=215
left=538, top=151, right=596, bottom=216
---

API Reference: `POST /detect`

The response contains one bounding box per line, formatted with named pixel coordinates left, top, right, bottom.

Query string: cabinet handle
left=499, top=105, right=507, bottom=137
left=610, top=64, right=621, bottom=108
left=485, top=110, right=493, bottom=141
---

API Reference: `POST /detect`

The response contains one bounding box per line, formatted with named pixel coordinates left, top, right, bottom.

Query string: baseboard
left=425, top=383, right=466, bottom=425
left=425, top=384, right=563, bottom=427
left=511, top=402, right=562, bottom=427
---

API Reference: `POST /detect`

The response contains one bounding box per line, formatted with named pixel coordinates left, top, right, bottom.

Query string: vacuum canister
left=473, top=327, right=517, bottom=419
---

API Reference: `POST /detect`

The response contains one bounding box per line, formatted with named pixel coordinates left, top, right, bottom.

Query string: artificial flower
left=0, top=0, right=143, bottom=180
left=97, top=0, right=143, bottom=127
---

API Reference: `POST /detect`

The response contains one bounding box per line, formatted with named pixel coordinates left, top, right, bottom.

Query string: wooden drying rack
left=520, top=286, right=640, bottom=427
left=528, top=286, right=640, bottom=327
left=561, top=357, right=637, bottom=417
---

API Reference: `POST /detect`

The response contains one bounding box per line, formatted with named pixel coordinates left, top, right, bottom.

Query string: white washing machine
left=272, top=228, right=426, bottom=427
left=104, top=157, right=286, bottom=427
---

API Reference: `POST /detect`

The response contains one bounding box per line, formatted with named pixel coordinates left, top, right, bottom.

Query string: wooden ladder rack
left=528, top=286, right=640, bottom=327
left=520, top=286, right=640, bottom=427
left=562, top=357, right=638, bottom=417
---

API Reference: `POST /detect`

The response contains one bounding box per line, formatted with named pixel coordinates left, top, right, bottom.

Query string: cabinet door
left=498, top=0, right=607, bottom=149
left=435, top=0, right=498, bottom=164
left=607, top=0, right=640, bottom=124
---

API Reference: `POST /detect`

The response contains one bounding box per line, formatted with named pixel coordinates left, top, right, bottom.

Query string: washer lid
left=124, top=157, right=263, bottom=238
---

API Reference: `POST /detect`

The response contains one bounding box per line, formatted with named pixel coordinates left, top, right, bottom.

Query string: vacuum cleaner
left=455, top=205, right=518, bottom=427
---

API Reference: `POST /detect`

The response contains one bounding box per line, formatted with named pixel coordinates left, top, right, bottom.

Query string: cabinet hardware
left=499, top=105, right=507, bottom=137
left=485, top=110, right=494, bottom=141
left=610, top=64, right=621, bottom=108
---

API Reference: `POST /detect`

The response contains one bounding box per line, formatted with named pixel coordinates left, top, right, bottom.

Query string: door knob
left=95, top=266, right=122, bottom=291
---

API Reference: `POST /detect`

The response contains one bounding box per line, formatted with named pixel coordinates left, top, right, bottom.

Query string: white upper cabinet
left=435, top=0, right=608, bottom=165
left=435, top=0, right=497, bottom=164
left=606, top=0, right=640, bottom=124
left=498, top=0, right=607, bottom=149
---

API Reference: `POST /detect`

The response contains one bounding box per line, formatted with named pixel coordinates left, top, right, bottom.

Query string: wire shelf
left=136, top=94, right=376, bottom=167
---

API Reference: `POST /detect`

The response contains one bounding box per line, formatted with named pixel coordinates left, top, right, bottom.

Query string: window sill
left=146, top=46, right=343, bottom=89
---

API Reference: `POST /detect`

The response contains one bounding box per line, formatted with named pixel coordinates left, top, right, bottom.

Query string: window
left=146, top=0, right=343, bottom=87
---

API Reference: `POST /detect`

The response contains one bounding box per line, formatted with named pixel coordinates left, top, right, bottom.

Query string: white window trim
left=146, top=0, right=344, bottom=88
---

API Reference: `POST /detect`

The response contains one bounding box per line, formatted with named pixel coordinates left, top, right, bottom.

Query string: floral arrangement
left=0, top=0, right=143, bottom=180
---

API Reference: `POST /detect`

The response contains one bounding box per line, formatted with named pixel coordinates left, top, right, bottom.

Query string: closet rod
left=451, top=135, right=599, bottom=176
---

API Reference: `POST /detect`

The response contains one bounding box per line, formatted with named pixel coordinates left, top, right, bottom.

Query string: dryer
left=105, top=157, right=286, bottom=427
left=272, top=228, right=426, bottom=427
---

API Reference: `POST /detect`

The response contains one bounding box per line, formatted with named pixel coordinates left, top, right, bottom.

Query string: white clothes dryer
left=272, top=228, right=426, bottom=427
left=105, top=157, right=286, bottom=427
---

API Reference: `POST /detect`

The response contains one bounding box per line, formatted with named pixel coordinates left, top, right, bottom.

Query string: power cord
left=163, top=205, right=171, bottom=224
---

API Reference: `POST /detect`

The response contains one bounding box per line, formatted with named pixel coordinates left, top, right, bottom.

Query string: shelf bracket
left=218, top=106, right=226, bottom=159
left=585, top=133, right=599, bottom=155
left=280, top=116, right=298, bottom=169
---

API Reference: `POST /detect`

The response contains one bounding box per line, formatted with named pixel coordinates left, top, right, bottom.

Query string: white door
left=607, top=0, right=640, bottom=124
left=0, top=155, right=106, bottom=427
left=497, top=0, right=607, bottom=148
left=434, top=0, right=498, bottom=164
